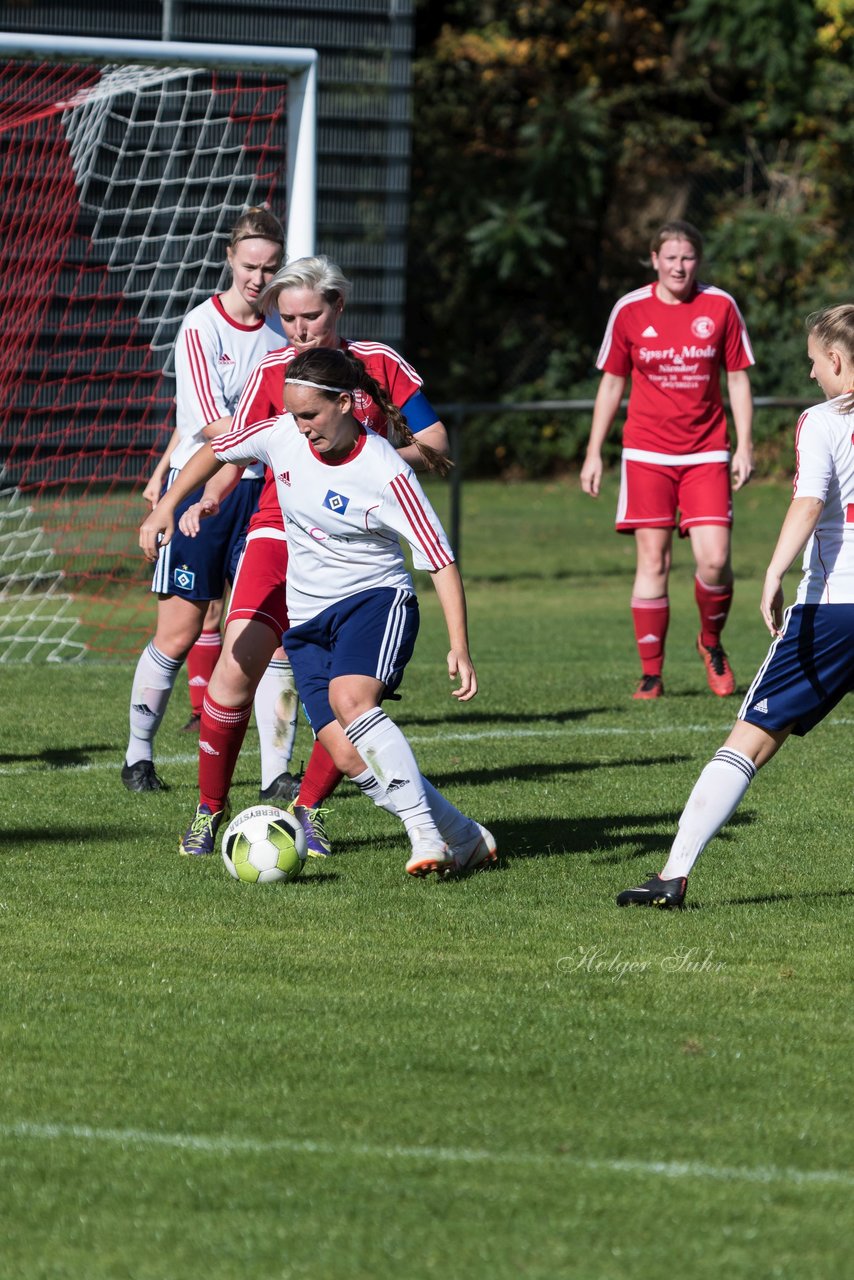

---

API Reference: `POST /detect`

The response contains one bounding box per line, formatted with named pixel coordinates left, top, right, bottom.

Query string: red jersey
left=596, top=283, right=754, bottom=455
left=232, top=339, right=424, bottom=532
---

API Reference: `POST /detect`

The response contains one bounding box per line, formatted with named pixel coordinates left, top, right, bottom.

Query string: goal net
left=0, top=35, right=315, bottom=662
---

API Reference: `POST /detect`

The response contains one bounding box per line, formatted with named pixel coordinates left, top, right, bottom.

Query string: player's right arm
left=760, top=496, right=824, bottom=636
left=139, top=443, right=223, bottom=561
left=580, top=372, right=626, bottom=497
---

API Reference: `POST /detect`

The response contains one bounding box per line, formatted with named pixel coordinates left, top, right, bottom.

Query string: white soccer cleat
left=405, top=830, right=454, bottom=878
left=453, top=823, right=498, bottom=874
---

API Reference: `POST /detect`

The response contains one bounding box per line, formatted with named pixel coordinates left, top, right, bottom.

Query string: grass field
left=1, top=477, right=852, bottom=1279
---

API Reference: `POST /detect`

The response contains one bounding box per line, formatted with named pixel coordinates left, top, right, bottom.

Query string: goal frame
left=0, top=29, right=317, bottom=258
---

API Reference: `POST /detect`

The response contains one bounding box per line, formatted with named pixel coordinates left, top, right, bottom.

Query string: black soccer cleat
left=616, top=873, right=686, bottom=909
left=258, top=770, right=302, bottom=804
left=121, top=759, right=168, bottom=793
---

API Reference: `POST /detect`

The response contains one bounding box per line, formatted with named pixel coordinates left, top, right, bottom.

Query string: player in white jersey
left=122, top=208, right=285, bottom=793
left=141, top=347, right=496, bottom=879
left=170, top=256, right=450, bottom=859
left=617, top=305, right=854, bottom=908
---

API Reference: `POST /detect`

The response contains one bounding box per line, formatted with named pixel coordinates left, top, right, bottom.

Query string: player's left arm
left=429, top=561, right=477, bottom=701
left=760, top=496, right=824, bottom=636
left=727, top=368, right=754, bottom=491
left=394, top=391, right=449, bottom=472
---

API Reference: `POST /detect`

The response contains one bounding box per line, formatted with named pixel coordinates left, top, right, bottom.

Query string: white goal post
left=0, top=32, right=317, bottom=662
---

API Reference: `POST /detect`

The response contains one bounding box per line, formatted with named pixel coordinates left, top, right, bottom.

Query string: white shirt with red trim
left=211, top=415, right=453, bottom=625
left=170, top=295, right=283, bottom=478
left=792, top=396, right=854, bottom=604
left=232, top=339, right=424, bottom=532
left=597, top=282, right=754, bottom=457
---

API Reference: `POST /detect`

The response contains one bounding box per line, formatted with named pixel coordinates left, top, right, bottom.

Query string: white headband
left=287, top=377, right=350, bottom=394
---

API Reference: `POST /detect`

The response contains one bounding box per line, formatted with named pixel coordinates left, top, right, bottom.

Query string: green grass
left=1, top=477, right=852, bottom=1279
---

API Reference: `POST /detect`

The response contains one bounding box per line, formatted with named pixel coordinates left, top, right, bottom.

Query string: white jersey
left=792, top=395, right=854, bottom=604
left=171, top=295, right=283, bottom=479
left=211, top=415, right=454, bottom=625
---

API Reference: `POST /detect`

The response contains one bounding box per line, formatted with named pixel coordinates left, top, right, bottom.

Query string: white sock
left=126, top=642, right=183, bottom=764
left=344, top=709, right=443, bottom=846
left=254, top=658, right=299, bottom=788
left=661, top=748, right=757, bottom=879
left=350, top=766, right=477, bottom=852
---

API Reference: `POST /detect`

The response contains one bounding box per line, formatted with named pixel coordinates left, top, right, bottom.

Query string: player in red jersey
left=171, top=256, right=450, bottom=857
left=581, top=220, right=754, bottom=699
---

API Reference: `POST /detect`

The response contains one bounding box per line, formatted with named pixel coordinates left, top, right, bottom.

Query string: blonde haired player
left=618, top=305, right=854, bottom=907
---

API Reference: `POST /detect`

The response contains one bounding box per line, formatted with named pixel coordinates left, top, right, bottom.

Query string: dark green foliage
left=409, top=0, right=854, bottom=474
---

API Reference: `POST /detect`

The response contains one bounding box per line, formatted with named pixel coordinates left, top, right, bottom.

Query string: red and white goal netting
left=0, top=38, right=313, bottom=661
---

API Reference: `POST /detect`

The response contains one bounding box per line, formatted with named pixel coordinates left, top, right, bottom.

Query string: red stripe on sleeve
left=185, top=328, right=220, bottom=423
left=390, top=474, right=451, bottom=568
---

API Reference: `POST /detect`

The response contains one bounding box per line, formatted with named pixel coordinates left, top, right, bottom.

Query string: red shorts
left=225, top=530, right=290, bottom=639
left=616, top=456, right=732, bottom=536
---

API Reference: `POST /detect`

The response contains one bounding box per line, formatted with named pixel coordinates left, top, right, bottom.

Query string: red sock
left=187, top=628, right=223, bottom=716
left=297, top=739, right=344, bottom=808
left=631, top=595, right=669, bottom=676
left=198, top=693, right=252, bottom=812
left=695, top=576, right=733, bottom=649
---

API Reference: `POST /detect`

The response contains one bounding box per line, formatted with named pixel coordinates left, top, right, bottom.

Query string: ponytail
left=286, top=348, right=452, bottom=477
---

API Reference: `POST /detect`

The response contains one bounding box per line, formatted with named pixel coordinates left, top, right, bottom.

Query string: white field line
left=1, top=1121, right=850, bottom=1188
left=2, top=717, right=854, bottom=779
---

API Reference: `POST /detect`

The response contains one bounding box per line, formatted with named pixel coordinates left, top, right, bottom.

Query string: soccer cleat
left=616, top=873, right=687, bottom=909
left=453, top=823, right=498, bottom=875
left=259, top=770, right=302, bottom=804
left=291, top=803, right=333, bottom=858
left=697, top=635, right=736, bottom=696
left=180, top=712, right=202, bottom=733
left=121, top=759, right=168, bottom=792
left=179, top=803, right=228, bottom=857
left=633, top=674, right=664, bottom=700
left=405, top=830, right=455, bottom=879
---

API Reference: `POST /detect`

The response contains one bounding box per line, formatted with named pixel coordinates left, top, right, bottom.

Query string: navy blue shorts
left=151, top=472, right=262, bottom=601
left=739, top=603, right=854, bottom=736
left=284, top=587, right=419, bottom=732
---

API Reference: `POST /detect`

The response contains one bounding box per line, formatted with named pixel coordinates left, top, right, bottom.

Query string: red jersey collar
left=212, top=293, right=265, bottom=331
left=308, top=425, right=368, bottom=466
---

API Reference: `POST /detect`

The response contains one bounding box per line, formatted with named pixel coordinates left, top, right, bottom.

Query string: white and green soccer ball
left=221, top=805, right=307, bottom=884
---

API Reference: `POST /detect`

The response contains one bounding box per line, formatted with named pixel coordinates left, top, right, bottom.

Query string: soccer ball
left=221, top=805, right=308, bottom=884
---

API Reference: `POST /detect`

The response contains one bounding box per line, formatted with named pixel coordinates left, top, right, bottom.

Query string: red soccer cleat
left=633, top=674, right=664, bottom=700
left=696, top=635, right=736, bottom=697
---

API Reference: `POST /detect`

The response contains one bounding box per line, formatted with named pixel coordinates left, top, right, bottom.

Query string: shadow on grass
left=715, top=886, right=854, bottom=908
left=396, top=706, right=612, bottom=729
left=0, top=744, right=115, bottom=768
left=490, top=809, right=755, bottom=866
left=427, top=754, right=691, bottom=789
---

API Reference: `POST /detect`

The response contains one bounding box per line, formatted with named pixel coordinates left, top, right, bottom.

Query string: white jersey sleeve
left=372, top=472, right=454, bottom=572
left=793, top=397, right=854, bottom=604
left=170, top=297, right=282, bottom=476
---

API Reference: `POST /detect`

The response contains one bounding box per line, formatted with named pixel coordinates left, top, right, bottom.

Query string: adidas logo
left=385, top=777, right=408, bottom=793
left=753, top=698, right=768, bottom=715
left=641, top=325, right=659, bottom=338
left=638, top=633, right=660, bottom=644
left=278, top=471, right=291, bottom=486
left=199, top=739, right=219, bottom=755
left=218, top=352, right=235, bottom=365
left=132, top=702, right=155, bottom=717
left=188, top=676, right=208, bottom=687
